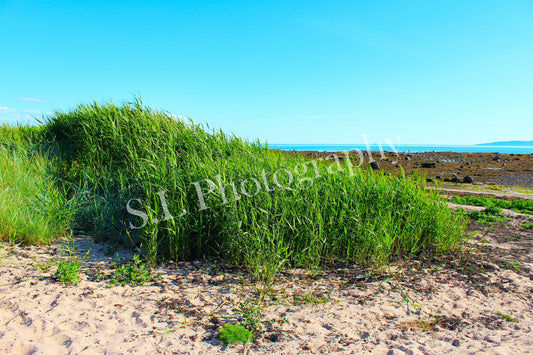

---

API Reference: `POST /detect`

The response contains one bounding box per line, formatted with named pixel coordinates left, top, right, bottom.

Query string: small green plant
left=234, top=300, right=264, bottom=331
left=54, top=242, right=89, bottom=285
left=293, top=292, right=330, bottom=305
left=55, top=258, right=81, bottom=284
left=108, top=254, right=152, bottom=286
left=267, top=316, right=289, bottom=326
left=496, top=311, right=518, bottom=323
left=501, top=262, right=522, bottom=272
left=519, top=221, right=533, bottom=229
left=218, top=323, right=254, bottom=344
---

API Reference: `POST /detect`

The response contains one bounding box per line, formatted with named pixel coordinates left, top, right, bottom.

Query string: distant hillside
left=477, top=140, right=533, bottom=147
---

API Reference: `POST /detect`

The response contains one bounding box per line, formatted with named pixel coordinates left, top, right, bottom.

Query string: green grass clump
left=0, top=142, right=72, bottom=244
left=467, top=206, right=508, bottom=224
left=2, top=98, right=467, bottom=282
left=218, top=323, right=255, bottom=344
left=108, top=254, right=153, bottom=286
left=452, top=195, right=533, bottom=215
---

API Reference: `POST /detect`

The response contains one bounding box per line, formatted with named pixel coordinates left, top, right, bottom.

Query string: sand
left=1, top=210, right=532, bottom=354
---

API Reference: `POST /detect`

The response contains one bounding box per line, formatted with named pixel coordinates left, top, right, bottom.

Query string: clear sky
left=1, top=1, right=532, bottom=145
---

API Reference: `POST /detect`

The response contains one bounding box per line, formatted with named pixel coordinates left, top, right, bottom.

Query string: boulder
left=463, top=175, right=474, bottom=184
left=421, top=162, right=436, bottom=168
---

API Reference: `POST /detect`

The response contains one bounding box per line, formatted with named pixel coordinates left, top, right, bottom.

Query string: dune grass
left=0, top=141, right=72, bottom=244
left=1, top=98, right=467, bottom=281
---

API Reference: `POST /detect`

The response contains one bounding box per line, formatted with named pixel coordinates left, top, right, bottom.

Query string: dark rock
left=452, top=339, right=460, bottom=347
left=421, top=162, right=436, bottom=168
left=426, top=178, right=433, bottom=183
left=492, top=156, right=501, bottom=162
left=463, top=176, right=474, bottom=183
left=370, top=161, right=380, bottom=170
left=405, top=156, right=410, bottom=161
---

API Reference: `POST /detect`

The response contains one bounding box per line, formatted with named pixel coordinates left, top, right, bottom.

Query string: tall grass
left=1, top=99, right=467, bottom=281
left=40, top=99, right=466, bottom=281
left=0, top=141, right=72, bottom=244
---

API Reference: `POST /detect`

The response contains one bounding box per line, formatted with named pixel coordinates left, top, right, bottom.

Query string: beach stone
left=421, top=162, right=436, bottom=168
left=370, top=161, right=380, bottom=170
left=463, top=176, right=474, bottom=183
left=452, top=339, right=460, bottom=347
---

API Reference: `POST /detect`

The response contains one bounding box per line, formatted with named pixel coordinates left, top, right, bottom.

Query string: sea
left=267, top=144, right=533, bottom=155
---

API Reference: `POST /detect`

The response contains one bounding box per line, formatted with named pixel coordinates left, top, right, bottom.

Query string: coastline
left=268, top=144, right=533, bottom=155
left=281, top=150, right=533, bottom=189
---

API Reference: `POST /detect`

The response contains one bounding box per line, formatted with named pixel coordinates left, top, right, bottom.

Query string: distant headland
left=477, top=140, right=533, bottom=147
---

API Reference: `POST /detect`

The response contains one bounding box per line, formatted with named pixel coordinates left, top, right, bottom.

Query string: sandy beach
left=1, top=200, right=532, bottom=354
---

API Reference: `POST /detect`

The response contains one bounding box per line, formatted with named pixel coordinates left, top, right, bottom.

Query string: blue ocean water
left=267, top=144, right=533, bottom=155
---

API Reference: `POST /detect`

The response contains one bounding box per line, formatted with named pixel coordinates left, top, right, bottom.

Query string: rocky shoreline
left=284, top=150, right=533, bottom=189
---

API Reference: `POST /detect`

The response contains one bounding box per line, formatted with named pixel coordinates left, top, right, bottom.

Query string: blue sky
left=1, top=1, right=532, bottom=145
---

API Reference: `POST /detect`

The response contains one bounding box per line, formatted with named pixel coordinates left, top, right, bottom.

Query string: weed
left=55, top=257, right=81, bottom=285
left=234, top=300, right=264, bottom=331
left=501, top=262, right=522, bottom=272
left=218, top=323, right=254, bottom=344
left=518, top=221, right=533, bottom=229
left=54, top=242, right=89, bottom=285
left=267, top=316, right=289, bottom=326
left=108, top=254, right=153, bottom=286
left=496, top=311, right=518, bottom=323
left=292, top=292, right=330, bottom=305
